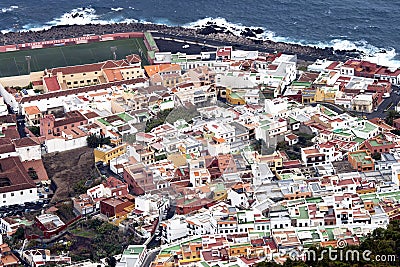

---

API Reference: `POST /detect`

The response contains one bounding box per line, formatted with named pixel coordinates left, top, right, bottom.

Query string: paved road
left=17, top=115, right=27, bottom=138
left=141, top=248, right=160, bottom=267
left=365, top=86, right=400, bottom=119
left=315, top=86, right=400, bottom=121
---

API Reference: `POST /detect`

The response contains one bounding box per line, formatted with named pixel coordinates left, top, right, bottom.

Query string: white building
left=116, top=245, right=146, bottom=267
left=264, top=98, right=289, bottom=118
left=13, top=137, right=42, bottom=161
left=0, top=157, right=39, bottom=207
left=161, top=216, right=188, bottom=243
left=204, top=122, right=236, bottom=144
left=186, top=212, right=214, bottom=236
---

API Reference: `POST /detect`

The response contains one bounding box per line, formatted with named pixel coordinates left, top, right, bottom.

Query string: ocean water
left=1, top=0, right=400, bottom=66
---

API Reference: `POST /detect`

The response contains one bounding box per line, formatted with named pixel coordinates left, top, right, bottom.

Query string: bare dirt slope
left=42, top=147, right=97, bottom=202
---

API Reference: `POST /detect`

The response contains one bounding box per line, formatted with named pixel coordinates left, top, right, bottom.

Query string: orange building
left=348, top=150, right=374, bottom=172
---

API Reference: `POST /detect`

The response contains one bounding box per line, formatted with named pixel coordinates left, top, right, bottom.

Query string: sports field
left=0, top=38, right=149, bottom=78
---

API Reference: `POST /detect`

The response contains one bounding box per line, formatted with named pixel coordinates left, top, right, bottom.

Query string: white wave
left=111, top=7, right=124, bottom=12
left=185, top=17, right=400, bottom=68
left=8, top=12, right=400, bottom=69
left=363, top=48, right=400, bottom=68
left=2, top=5, right=18, bottom=13
left=48, top=7, right=109, bottom=26
left=185, top=17, right=275, bottom=40
left=18, top=7, right=140, bottom=32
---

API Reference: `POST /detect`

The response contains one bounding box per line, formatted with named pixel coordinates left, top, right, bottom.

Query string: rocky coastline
left=0, top=22, right=362, bottom=62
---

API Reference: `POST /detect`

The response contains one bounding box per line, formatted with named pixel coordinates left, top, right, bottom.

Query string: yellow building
left=179, top=243, right=202, bottom=264
left=301, top=89, right=317, bottom=104
left=31, top=54, right=144, bottom=91
left=226, top=88, right=246, bottom=105
left=258, top=151, right=284, bottom=171
left=94, top=143, right=127, bottom=164
left=314, top=87, right=337, bottom=103
left=229, top=243, right=251, bottom=257
left=24, top=106, right=42, bottom=126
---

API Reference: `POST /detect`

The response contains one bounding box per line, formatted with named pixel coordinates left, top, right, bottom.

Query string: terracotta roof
left=24, top=106, right=41, bottom=115
left=0, top=138, right=16, bottom=154
left=44, top=76, right=61, bottom=92
left=20, top=78, right=147, bottom=104
left=126, top=54, right=141, bottom=64
left=51, top=62, right=103, bottom=75
left=326, top=61, right=340, bottom=70
left=217, top=47, right=231, bottom=57
left=53, top=110, right=87, bottom=128
left=0, top=156, right=36, bottom=194
left=144, top=64, right=181, bottom=77
left=103, top=69, right=123, bottom=82
left=22, top=159, right=49, bottom=182
left=3, top=126, right=20, bottom=140
left=285, top=134, right=298, bottom=141
left=0, top=114, right=16, bottom=124
left=13, top=137, right=40, bottom=147
left=83, top=111, right=100, bottom=119
left=32, top=80, right=43, bottom=86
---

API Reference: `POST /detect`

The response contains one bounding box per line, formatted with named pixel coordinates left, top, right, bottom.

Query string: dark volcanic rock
left=254, top=28, right=264, bottom=35
left=241, top=28, right=257, bottom=38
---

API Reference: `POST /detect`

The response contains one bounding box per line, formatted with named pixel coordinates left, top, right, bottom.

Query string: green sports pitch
left=0, top=38, right=149, bottom=78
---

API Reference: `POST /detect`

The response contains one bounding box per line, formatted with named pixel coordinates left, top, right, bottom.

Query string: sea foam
left=186, top=17, right=400, bottom=68
left=1, top=5, right=18, bottom=13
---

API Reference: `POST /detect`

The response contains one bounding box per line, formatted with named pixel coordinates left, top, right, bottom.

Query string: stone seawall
left=0, top=22, right=360, bottom=62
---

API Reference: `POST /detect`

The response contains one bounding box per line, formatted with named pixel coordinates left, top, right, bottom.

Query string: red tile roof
left=44, top=76, right=61, bottom=92
left=0, top=156, right=36, bottom=193
left=13, top=137, right=40, bottom=147
left=19, top=78, right=147, bottom=104
left=0, top=138, right=16, bottom=154
left=24, top=106, right=41, bottom=115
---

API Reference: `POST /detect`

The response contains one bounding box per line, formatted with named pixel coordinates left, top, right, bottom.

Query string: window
left=11, top=193, right=14, bottom=196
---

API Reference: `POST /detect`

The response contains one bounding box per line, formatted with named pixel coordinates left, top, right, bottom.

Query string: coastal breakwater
left=0, top=22, right=361, bottom=62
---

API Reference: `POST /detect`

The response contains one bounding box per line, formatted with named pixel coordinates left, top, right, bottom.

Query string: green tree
left=371, top=152, right=381, bottom=160
left=28, top=126, right=40, bottom=137
left=385, top=110, right=400, bottom=126
left=276, top=141, right=288, bottom=151
left=86, top=134, right=111, bottom=148
left=27, top=167, right=38, bottom=180
left=145, top=108, right=173, bottom=133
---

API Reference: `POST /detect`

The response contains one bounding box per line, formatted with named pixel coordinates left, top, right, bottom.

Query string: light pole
left=110, top=46, right=117, bottom=60
left=25, top=55, right=31, bottom=74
